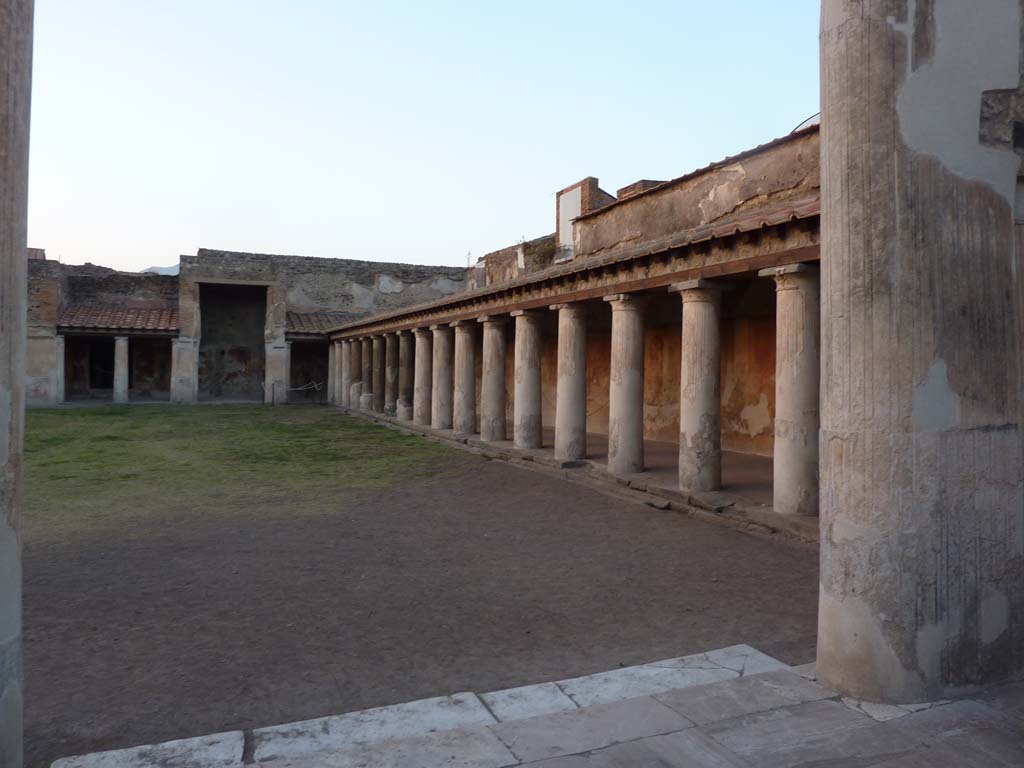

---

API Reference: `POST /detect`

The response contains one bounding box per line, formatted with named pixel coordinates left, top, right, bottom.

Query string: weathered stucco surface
left=818, top=0, right=1024, bottom=702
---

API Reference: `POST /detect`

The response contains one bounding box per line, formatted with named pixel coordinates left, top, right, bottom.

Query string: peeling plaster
left=893, top=0, right=1021, bottom=203
left=376, top=274, right=405, bottom=294
left=912, top=358, right=960, bottom=431
left=739, top=392, right=771, bottom=437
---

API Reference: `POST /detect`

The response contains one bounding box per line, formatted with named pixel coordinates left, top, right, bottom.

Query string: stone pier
left=479, top=316, right=507, bottom=442
left=430, top=325, right=453, bottom=430
left=760, top=264, right=819, bottom=516
left=452, top=321, right=476, bottom=435
left=359, top=338, right=373, bottom=410
left=54, top=334, right=64, bottom=403
left=672, top=281, right=723, bottom=492
left=384, top=333, right=398, bottom=415
left=1, top=1, right=31, bottom=763
left=413, top=329, right=433, bottom=426
left=113, top=336, right=129, bottom=404
left=397, top=331, right=414, bottom=421
left=339, top=340, right=351, bottom=407
left=553, top=303, right=586, bottom=461
left=349, top=339, right=362, bottom=406
left=818, top=0, right=1024, bottom=702
left=605, top=295, right=644, bottom=475
left=512, top=310, right=542, bottom=450
left=372, top=336, right=385, bottom=412
left=327, top=341, right=336, bottom=404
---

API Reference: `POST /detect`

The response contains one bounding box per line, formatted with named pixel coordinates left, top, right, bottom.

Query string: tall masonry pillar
left=512, top=310, right=542, bottom=449
left=339, top=340, right=351, bottom=407
left=397, top=331, right=414, bottom=420
left=604, top=294, right=645, bottom=475
left=113, top=336, right=129, bottom=404
left=818, top=0, right=1024, bottom=703
left=552, top=303, right=587, bottom=461
left=430, top=324, right=454, bottom=429
left=372, top=336, right=385, bottom=412
left=349, top=339, right=362, bottom=406
left=478, top=316, right=507, bottom=442
left=1, top=2, right=31, bottom=763
left=759, top=264, right=819, bottom=516
left=670, top=280, right=723, bottom=492
left=327, top=341, right=336, bottom=404
left=384, top=333, right=398, bottom=415
left=359, top=338, right=373, bottom=410
left=452, top=321, right=476, bottom=435
left=413, top=329, right=433, bottom=425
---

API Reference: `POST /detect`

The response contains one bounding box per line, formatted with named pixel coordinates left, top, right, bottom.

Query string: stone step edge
left=338, top=406, right=818, bottom=544
left=51, top=645, right=793, bottom=768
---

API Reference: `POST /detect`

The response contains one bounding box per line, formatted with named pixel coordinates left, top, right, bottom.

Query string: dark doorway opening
left=198, top=283, right=267, bottom=401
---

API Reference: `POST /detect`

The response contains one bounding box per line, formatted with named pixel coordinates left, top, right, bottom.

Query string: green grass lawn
left=24, top=405, right=452, bottom=543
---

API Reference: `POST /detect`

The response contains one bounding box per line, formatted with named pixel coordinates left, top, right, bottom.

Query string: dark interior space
left=65, top=335, right=114, bottom=399
left=198, top=283, right=266, bottom=401
left=288, top=341, right=329, bottom=402
left=129, top=338, right=172, bottom=400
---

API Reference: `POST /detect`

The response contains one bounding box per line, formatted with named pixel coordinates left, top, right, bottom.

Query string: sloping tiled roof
left=59, top=304, right=179, bottom=332
left=287, top=311, right=351, bottom=335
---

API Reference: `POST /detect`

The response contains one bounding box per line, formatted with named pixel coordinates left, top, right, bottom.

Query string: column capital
left=603, top=293, right=647, bottom=309
left=414, top=327, right=432, bottom=337
left=550, top=302, right=586, bottom=312
left=114, top=334, right=128, bottom=341
left=477, top=314, right=508, bottom=324
left=758, top=263, right=819, bottom=291
left=449, top=319, right=474, bottom=329
left=429, top=323, right=451, bottom=332
left=510, top=309, right=543, bottom=318
left=668, top=278, right=733, bottom=295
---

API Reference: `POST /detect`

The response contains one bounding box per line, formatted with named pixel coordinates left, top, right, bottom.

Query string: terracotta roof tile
left=59, top=304, right=179, bottom=332
left=287, top=311, right=351, bottom=334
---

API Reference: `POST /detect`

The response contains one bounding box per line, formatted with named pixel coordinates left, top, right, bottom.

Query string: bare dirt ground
left=22, top=406, right=817, bottom=768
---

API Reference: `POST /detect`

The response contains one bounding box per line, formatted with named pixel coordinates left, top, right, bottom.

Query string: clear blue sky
left=27, top=1, right=821, bottom=271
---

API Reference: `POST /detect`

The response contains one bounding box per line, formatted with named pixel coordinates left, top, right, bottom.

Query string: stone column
left=758, top=264, right=819, bottom=516
left=359, top=337, right=373, bottom=410
left=452, top=321, right=476, bottom=435
left=413, top=329, right=433, bottom=425
left=113, top=336, right=129, bottom=404
left=604, top=295, right=644, bottom=474
left=349, top=338, right=362, bottom=406
left=372, top=336, right=385, bottom=412
left=671, top=280, right=724, bottom=492
left=339, top=340, right=351, bottom=407
left=430, top=324, right=453, bottom=429
left=54, top=334, right=65, bottom=403
left=327, top=341, right=336, bottom=404
left=332, top=341, right=343, bottom=404
left=397, top=331, right=414, bottom=420
left=478, top=316, right=507, bottom=442
left=553, top=303, right=587, bottom=461
left=818, top=2, right=1024, bottom=703
left=512, top=310, right=542, bottom=449
left=384, top=333, right=398, bottom=415
left=1, top=3, right=31, bottom=761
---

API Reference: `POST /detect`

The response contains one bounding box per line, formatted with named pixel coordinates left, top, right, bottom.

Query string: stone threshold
left=341, top=406, right=819, bottom=544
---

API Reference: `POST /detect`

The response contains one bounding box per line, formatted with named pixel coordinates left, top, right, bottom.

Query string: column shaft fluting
left=340, top=340, right=351, bottom=407
left=512, top=310, right=543, bottom=449
left=605, top=295, right=644, bottom=474
left=113, top=336, right=129, bottom=404
left=359, top=338, right=373, bottom=410
left=760, top=265, right=819, bottom=516
left=384, top=333, right=398, bottom=414
left=479, top=317, right=508, bottom=442
left=430, top=325, right=454, bottom=429
left=372, top=337, right=385, bottom=412
left=397, top=331, right=414, bottom=420
left=553, top=303, right=587, bottom=461
left=452, top=322, right=476, bottom=435
left=413, top=330, right=433, bottom=425
left=673, top=280, right=723, bottom=492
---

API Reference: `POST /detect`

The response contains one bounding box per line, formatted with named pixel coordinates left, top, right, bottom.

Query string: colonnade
left=331, top=266, right=820, bottom=515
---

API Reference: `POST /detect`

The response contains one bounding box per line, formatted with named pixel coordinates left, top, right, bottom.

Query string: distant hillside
left=142, top=264, right=179, bottom=275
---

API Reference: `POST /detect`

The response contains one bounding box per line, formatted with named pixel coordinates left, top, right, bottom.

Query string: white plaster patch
left=252, top=693, right=496, bottom=761
left=841, top=697, right=910, bottom=722
left=376, top=274, right=405, bottom=294
left=348, top=282, right=376, bottom=310
left=894, top=0, right=1021, bottom=203
left=52, top=732, right=244, bottom=768
left=739, top=393, right=772, bottom=437
left=430, top=276, right=462, bottom=294
left=912, top=358, right=960, bottom=431
left=980, top=586, right=1010, bottom=645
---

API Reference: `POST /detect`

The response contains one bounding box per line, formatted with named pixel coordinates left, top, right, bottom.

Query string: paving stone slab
left=977, top=681, right=1024, bottom=724
left=654, top=669, right=835, bottom=725
left=891, top=700, right=1024, bottom=766
left=701, top=699, right=921, bottom=768
left=252, top=693, right=496, bottom=761
left=557, top=660, right=737, bottom=708
left=791, top=662, right=816, bottom=680
left=490, top=695, right=692, bottom=763
left=699, top=644, right=790, bottom=676
left=257, top=726, right=517, bottom=768
left=528, top=729, right=747, bottom=767
left=51, top=732, right=244, bottom=768
left=479, top=682, right=578, bottom=722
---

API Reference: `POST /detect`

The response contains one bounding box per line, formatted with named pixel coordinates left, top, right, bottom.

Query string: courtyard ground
left=22, top=405, right=818, bottom=768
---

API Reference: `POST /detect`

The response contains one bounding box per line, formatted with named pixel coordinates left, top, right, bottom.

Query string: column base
left=396, top=404, right=413, bottom=421
left=359, top=393, right=373, bottom=410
